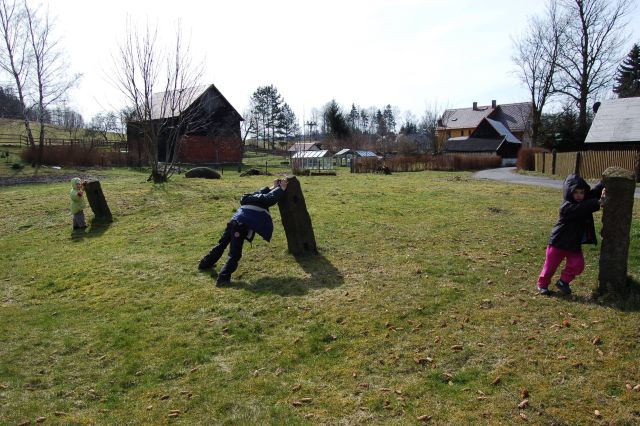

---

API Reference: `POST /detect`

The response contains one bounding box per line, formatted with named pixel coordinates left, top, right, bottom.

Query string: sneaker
left=555, top=279, right=572, bottom=295
left=198, top=255, right=216, bottom=270
left=216, top=275, right=231, bottom=287
left=537, top=286, right=551, bottom=296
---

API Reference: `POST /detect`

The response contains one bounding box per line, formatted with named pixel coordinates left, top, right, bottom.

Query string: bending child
left=198, top=178, right=288, bottom=286
left=537, top=174, right=606, bottom=296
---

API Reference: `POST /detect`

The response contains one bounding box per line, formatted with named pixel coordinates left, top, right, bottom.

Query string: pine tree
left=613, top=44, right=640, bottom=98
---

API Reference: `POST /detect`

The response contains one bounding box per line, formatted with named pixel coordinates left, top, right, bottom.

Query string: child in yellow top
left=70, top=177, right=87, bottom=230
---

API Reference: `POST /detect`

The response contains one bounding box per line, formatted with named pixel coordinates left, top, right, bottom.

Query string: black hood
left=563, top=174, right=590, bottom=202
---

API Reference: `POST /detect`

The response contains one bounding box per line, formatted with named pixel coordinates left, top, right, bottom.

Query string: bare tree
left=555, top=0, right=632, bottom=138
left=512, top=0, right=563, bottom=146
left=112, top=19, right=203, bottom=182
left=0, top=0, right=35, bottom=147
left=24, top=2, right=80, bottom=165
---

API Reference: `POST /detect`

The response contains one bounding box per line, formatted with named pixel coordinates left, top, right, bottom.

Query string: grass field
left=1, top=168, right=639, bottom=425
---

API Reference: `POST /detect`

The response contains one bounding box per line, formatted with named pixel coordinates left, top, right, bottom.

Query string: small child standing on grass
left=537, top=174, right=606, bottom=296
left=70, top=177, right=87, bottom=230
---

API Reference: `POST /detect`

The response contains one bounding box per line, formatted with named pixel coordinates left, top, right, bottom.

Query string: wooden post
left=84, top=179, right=113, bottom=223
left=277, top=176, right=317, bottom=255
left=551, top=149, right=557, bottom=175
left=574, top=151, right=581, bottom=175
left=598, top=167, right=635, bottom=298
left=542, top=152, right=546, bottom=174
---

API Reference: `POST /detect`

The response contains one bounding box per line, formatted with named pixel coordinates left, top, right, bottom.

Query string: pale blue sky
left=47, top=0, right=640, bottom=123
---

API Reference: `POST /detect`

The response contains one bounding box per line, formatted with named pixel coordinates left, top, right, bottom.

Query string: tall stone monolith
left=84, top=179, right=113, bottom=223
left=598, top=167, right=635, bottom=297
left=277, top=176, right=317, bottom=255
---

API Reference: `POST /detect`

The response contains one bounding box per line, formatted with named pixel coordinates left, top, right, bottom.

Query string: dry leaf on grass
left=518, top=399, right=529, bottom=409
left=491, top=376, right=501, bottom=385
left=594, top=410, right=602, bottom=418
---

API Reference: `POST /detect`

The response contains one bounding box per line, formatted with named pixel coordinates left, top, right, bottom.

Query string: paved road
left=473, top=167, right=640, bottom=199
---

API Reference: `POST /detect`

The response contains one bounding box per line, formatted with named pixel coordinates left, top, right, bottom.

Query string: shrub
left=517, top=147, right=548, bottom=171
left=185, top=167, right=221, bottom=179
left=21, top=145, right=132, bottom=167
left=353, top=154, right=501, bottom=173
left=11, top=162, right=23, bottom=170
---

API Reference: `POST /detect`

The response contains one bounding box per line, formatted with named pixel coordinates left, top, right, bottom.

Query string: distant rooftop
left=585, top=98, right=640, bottom=143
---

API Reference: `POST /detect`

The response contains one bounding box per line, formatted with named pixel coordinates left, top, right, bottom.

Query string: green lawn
left=1, top=168, right=639, bottom=425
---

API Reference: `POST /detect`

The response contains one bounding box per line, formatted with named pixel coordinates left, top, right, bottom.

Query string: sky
left=21, top=0, right=640, bottom=125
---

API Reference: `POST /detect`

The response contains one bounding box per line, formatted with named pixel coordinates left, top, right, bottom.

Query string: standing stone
left=598, top=167, right=635, bottom=298
left=84, top=179, right=113, bottom=223
left=277, top=176, right=317, bottom=255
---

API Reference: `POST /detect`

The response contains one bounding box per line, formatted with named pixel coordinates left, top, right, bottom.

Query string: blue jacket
left=231, top=186, right=284, bottom=241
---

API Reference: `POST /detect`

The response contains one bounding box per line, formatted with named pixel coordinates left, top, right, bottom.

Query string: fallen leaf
left=292, top=384, right=301, bottom=392
left=594, top=410, right=602, bottom=418
left=300, top=397, right=313, bottom=403
left=625, top=383, right=633, bottom=391
left=634, top=384, right=640, bottom=391
left=592, top=337, right=602, bottom=345
left=491, top=377, right=501, bottom=385
left=518, top=399, right=529, bottom=409
left=520, top=389, right=529, bottom=399
left=417, top=414, right=432, bottom=422
left=292, top=401, right=302, bottom=407
left=168, top=412, right=179, bottom=418
left=451, top=344, right=463, bottom=351
left=304, top=413, right=314, bottom=419
left=160, top=395, right=170, bottom=400
left=596, top=348, right=604, bottom=356
left=563, top=320, right=570, bottom=327
left=477, top=396, right=486, bottom=400
left=557, top=355, right=568, bottom=360
left=146, top=405, right=153, bottom=410
left=352, top=372, right=357, bottom=378
left=189, top=367, right=198, bottom=373
left=18, top=422, right=30, bottom=426
left=519, top=412, right=528, bottom=421
left=379, top=387, right=392, bottom=392
left=169, top=410, right=181, bottom=414
left=53, top=411, right=68, bottom=416
left=36, top=418, right=46, bottom=424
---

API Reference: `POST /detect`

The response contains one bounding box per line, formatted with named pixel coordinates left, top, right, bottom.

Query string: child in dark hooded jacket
left=198, top=178, right=287, bottom=286
left=537, top=174, right=606, bottom=295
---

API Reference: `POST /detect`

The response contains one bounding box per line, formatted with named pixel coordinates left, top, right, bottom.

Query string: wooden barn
left=127, top=84, right=243, bottom=165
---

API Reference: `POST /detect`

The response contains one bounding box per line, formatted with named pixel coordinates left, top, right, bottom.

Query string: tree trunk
left=84, top=179, right=113, bottom=222
left=277, top=176, right=317, bottom=256
left=597, top=167, right=635, bottom=299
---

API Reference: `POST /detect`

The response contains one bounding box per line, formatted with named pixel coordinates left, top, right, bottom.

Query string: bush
left=185, top=167, right=221, bottom=179
left=353, top=154, right=501, bottom=173
left=11, top=162, right=23, bottom=170
left=21, top=145, right=132, bottom=167
left=517, top=147, right=548, bottom=171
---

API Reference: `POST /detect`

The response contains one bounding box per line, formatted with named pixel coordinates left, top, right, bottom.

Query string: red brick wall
left=179, top=135, right=242, bottom=163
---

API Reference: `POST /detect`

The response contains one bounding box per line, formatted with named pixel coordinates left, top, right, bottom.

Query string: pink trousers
left=537, top=245, right=585, bottom=288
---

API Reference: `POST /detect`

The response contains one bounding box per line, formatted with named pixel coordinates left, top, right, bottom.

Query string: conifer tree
left=613, top=43, right=640, bottom=98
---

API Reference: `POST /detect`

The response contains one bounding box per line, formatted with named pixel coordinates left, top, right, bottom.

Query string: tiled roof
left=585, top=98, right=640, bottom=143
left=150, top=84, right=210, bottom=120
left=437, top=102, right=533, bottom=133
left=439, top=105, right=495, bottom=129
left=490, top=102, right=532, bottom=133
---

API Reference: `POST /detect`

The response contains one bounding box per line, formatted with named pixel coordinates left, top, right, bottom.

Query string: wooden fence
left=0, top=133, right=126, bottom=151
left=535, top=149, right=640, bottom=180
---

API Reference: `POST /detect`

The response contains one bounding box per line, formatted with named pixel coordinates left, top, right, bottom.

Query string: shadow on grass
left=70, top=218, right=112, bottom=242
left=557, top=277, right=640, bottom=312
left=232, top=252, right=344, bottom=296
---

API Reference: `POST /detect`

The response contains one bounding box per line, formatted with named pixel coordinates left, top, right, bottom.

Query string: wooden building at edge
left=127, top=84, right=243, bottom=165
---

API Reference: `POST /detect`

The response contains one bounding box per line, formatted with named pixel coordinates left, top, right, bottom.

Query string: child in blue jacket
left=199, top=178, right=288, bottom=286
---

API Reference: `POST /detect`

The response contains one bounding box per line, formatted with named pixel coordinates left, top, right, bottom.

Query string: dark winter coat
left=231, top=186, right=284, bottom=242
left=548, top=174, right=603, bottom=252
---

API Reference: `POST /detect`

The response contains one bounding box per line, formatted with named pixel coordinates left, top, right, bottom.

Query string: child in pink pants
left=537, top=174, right=605, bottom=296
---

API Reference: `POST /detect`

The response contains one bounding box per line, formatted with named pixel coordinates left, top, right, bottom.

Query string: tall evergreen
left=613, top=44, right=640, bottom=98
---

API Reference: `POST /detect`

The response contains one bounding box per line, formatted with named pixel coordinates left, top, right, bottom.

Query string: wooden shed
left=127, top=84, right=243, bottom=165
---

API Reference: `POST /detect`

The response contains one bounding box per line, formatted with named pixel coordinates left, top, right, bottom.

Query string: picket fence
left=535, top=149, right=640, bottom=180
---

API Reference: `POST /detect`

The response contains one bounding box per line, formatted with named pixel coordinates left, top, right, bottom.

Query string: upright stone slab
left=277, top=176, right=317, bottom=255
left=84, top=179, right=113, bottom=223
left=598, top=167, right=635, bottom=297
